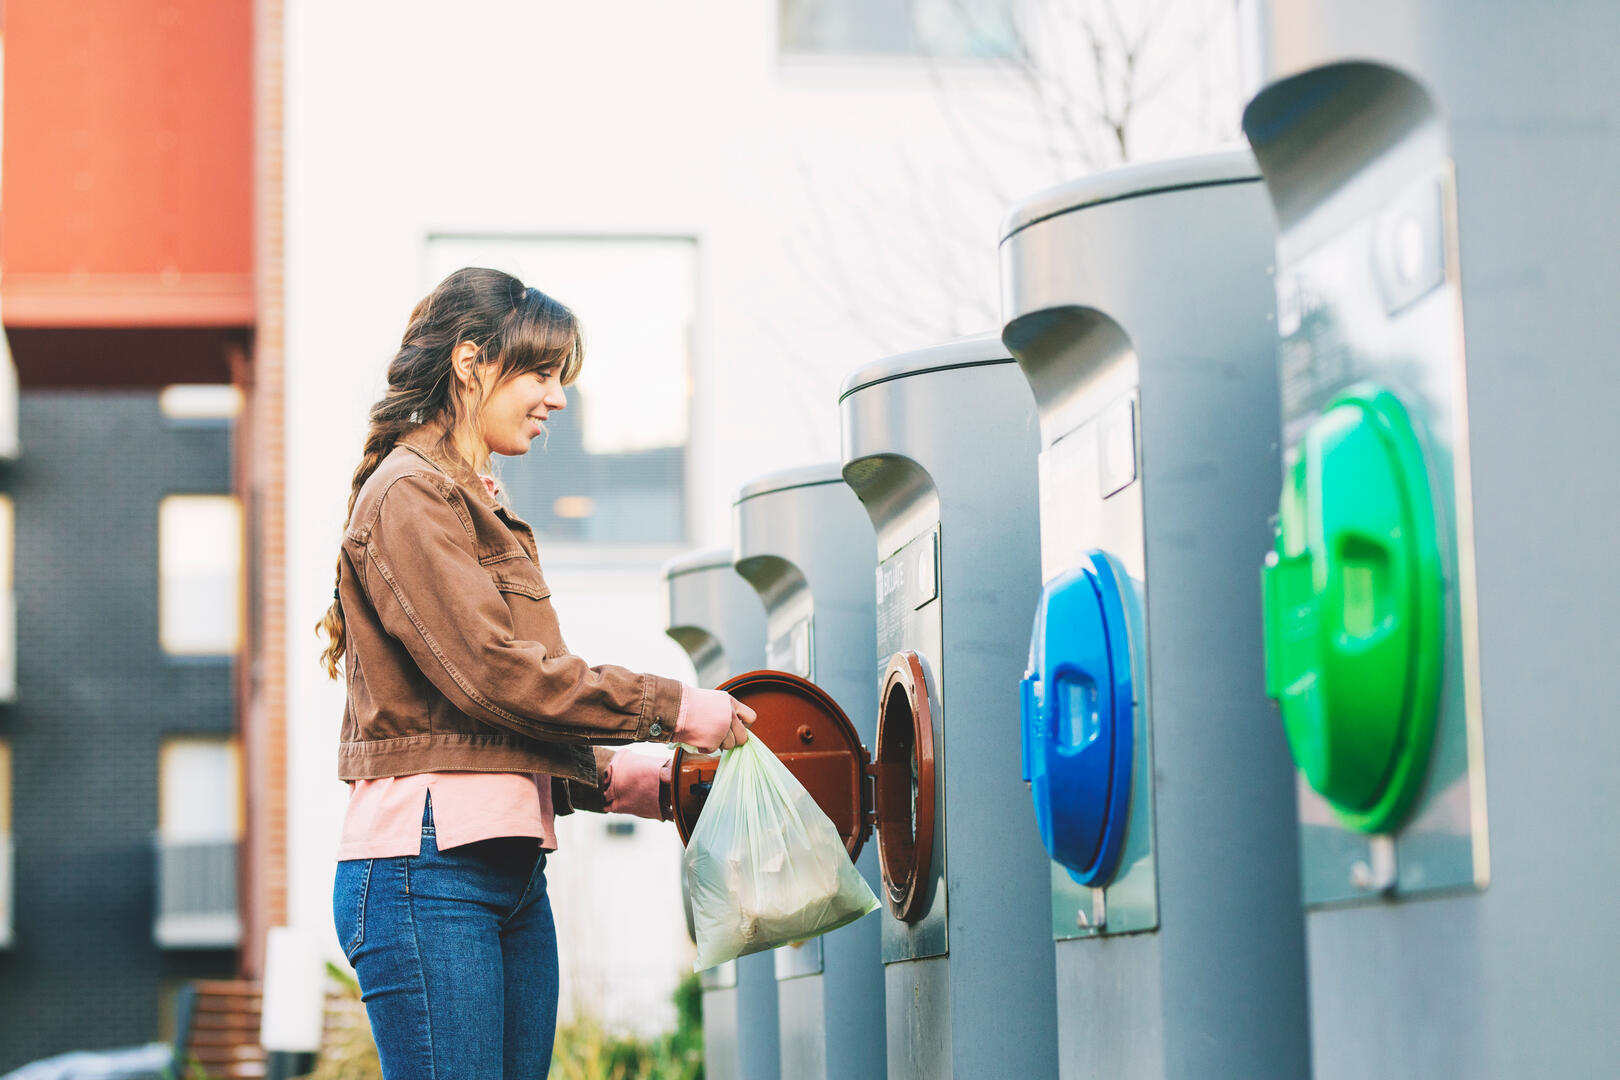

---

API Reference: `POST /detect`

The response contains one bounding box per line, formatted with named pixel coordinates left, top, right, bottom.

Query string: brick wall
left=0, top=392, right=237, bottom=1070
left=240, top=0, right=289, bottom=980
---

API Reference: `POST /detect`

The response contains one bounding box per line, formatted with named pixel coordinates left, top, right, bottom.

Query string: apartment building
left=0, top=1, right=286, bottom=1068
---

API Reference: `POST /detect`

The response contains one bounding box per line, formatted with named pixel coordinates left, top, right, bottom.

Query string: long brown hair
left=316, top=266, right=584, bottom=679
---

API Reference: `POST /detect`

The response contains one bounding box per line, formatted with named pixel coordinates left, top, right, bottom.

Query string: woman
left=320, top=267, right=752, bottom=1079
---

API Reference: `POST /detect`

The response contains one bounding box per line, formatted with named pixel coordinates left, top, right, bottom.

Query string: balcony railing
left=154, top=837, right=240, bottom=948
left=0, top=831, right=12, bottom=948
left=0, top=591, right=15, bottom=702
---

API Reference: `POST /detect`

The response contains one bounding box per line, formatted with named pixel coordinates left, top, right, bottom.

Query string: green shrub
left=550, top=971, right=705, bottom=1080
left=311, top=964, right=705, bottom=1080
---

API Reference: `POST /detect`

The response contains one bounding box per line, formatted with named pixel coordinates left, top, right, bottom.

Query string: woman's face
left=478, top=364, right=568, bottom=458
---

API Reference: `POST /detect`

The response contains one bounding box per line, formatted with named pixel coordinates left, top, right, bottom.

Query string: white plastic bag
left=683, top=736, right=880, bottom=970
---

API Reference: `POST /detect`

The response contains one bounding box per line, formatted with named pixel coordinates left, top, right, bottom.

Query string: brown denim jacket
left=334, top=427, right=685, bottom=813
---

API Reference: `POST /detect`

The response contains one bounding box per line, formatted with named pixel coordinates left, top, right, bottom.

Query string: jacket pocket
left=484, top=552, right=568, bottom=656
left=483, top=552, right=551, bottom=601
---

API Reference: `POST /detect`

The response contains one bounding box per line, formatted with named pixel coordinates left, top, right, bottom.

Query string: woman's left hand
left=602, top=746, right=675, bottom=821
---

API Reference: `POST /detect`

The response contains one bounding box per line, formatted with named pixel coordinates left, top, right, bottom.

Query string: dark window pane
left=497, top=389, right=687, bottom=545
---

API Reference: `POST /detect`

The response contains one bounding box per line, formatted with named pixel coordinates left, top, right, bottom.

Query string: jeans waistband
left=422, top=788, right=434, bottom=829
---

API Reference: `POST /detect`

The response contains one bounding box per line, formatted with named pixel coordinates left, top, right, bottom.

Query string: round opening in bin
left=875, top=651, right=936, bottom=923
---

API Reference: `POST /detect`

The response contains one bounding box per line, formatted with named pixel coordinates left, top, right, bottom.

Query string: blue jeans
left=332, top=793, right=559, bottom=1079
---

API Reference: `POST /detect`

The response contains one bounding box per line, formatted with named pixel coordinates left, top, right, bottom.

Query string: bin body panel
left=884, top=957, right=950, bottom=1080
left=699, top=985, right=742, bottom=1080
left=1002, top=157, right=1310, bottom=1078
left=841, top=339, right=1058, bottom=1080
left=776, top=977, right=828, bottom=1080
left=662, top=553, right=779, bottom=1080
left=817, top=915, right=885, bottom=1080
left=1056, top=933, right=1164, bottom=1080
left=1246, top=2, right=1620, bottom=1076
left=732, top=469, right=886, bottom=1080
left=1306, top=893, right=1485, bottom=1079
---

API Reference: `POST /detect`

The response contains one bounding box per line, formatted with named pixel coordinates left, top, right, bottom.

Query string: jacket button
left=649, top=722, right=663, bottom=737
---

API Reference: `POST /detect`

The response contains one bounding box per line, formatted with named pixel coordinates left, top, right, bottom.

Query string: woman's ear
left=450, top=342, right=481, bottom=390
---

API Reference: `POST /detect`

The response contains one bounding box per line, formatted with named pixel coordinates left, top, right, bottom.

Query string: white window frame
left=158, top=494, right=245, bottom=656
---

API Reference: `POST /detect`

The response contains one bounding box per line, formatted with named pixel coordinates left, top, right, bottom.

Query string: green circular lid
left=1261, top=384, right=1443, bottom=833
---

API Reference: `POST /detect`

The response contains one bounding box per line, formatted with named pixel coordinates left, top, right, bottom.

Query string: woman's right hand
left=675, top=687, right=757, bottom=753
left=721, top=697, right=757, bottom=750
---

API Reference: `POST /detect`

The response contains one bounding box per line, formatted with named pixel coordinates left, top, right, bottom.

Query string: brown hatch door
left=672, top=670, right=873, bottom=860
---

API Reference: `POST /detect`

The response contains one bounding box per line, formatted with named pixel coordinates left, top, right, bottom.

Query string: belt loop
left=422, top=788, right=434, bottom=829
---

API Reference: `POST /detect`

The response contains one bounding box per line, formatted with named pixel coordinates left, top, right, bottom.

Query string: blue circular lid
left=1021, top=551, right=1136, bottom=886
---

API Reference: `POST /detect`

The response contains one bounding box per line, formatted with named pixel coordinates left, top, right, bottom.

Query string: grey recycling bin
left=1241, top=4, right=1620, bottom=1077
left=661, top=549, right=778, bottom=1080
left=731, top=465, right=885, bottom=1080
left=838, top=334, right=1057, bottom=1080
left=999, top=149, right=1309, bottom=1079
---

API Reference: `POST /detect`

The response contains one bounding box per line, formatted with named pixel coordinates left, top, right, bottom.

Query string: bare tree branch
left=779, top=0, right=1242, bottom=356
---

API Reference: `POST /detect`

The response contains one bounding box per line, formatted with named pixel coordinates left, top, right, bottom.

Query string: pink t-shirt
left=336, top=771, right=557, bottom=859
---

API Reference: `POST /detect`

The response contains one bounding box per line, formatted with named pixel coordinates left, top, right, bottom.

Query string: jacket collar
left=396, top=425, right=502, bottom=512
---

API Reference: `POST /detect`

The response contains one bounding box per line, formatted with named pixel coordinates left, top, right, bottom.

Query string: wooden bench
left=170, top=978, right=366, bottom=1080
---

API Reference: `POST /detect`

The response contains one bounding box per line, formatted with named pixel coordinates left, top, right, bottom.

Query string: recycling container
left=661, top=549, right=778, bottom=1080
left=1242, top=2, right=1620, bottom=1074
left=730, top=465, right=885, bottom=1080
left=834, top=334, right=1057, bottom=1079
left=999, top=148, right=1309, bottom=1079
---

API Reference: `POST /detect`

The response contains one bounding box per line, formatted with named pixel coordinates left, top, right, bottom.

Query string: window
left=154, top=736, right=241, bottom=947
left=779, top=0, right=1019, bottom=58
left=0, top=740, right=12, bottom=947
left=160, top=384, right=243, bottom=423
left=423, top=237, right=697, bottom=548
left=0, top=495, right=13, bottom=702
left=159, top=495, right=244, bottom=655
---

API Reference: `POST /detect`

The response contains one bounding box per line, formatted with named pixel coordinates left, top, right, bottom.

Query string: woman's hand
left=605, top=692, right=757, bottom=819
left=721, top=697, right=757, bottom=750
left=602, top=746, right=674, bottom=820
left=674, top=687, right=758, bottom=753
